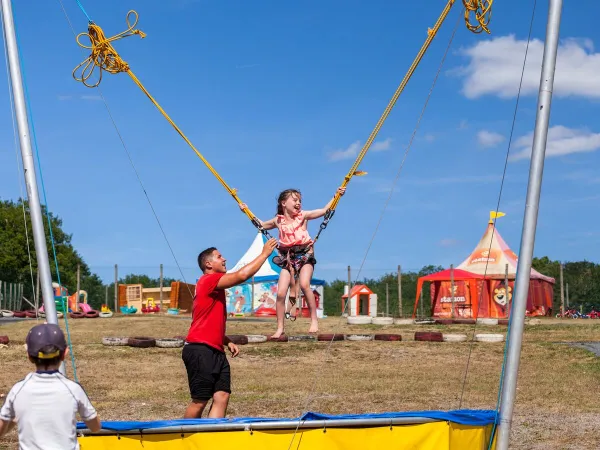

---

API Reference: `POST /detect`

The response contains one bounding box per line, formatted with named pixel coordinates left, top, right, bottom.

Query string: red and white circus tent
left=414, top=214, right=555, bottom=319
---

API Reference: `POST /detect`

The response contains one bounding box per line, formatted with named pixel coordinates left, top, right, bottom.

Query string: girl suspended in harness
left=240, top=187, right=345, bottom=337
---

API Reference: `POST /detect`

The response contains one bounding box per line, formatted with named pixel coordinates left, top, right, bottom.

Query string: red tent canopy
left=419, top=269, right=485, bottom=282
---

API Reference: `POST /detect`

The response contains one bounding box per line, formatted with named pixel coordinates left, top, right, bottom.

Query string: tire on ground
left=345, top=334, right=373, bottom=341
left=453, top=319, right=476, bottom=325
left=474, top=333, right=504, bottom=343
left=498, top=319, right=509, bottom=326
left=1, top=310, right=14, bottom=318
left=442, top=333, right=468, bottom=342
left=70, top=312, right=84, bottom=319
left=156, top=338, right=184, bottom=348
left=288, top=335, right=316, bottom=342
left=347, top=316, right=372, bottom=325
left=25, top=311, right=37, bottom=318
left=394, top=318, right=413, bottom=325
left=13, top=311, right=26, bottom=318
left=372, top=317, right=394, bottom=325
left=0, top=336, right=9, bottom=345
left=476, top=318, right=498, bottom=326
left=102, top=337, right=129, bottom=346
left=317, top=334, right=344, bottom=342
left=414, top=318, right=436, bottom=325
left=266, top=335, right=288, bottom=342
left=227, top=335, right=249, bottom=345
left=435, top=319, right=453, bottom=325
left=99, top=312, right=113, bottom=318
left=374, top=334, right=402, bottom=341
left=414, top=331, right=443, bottom=342
left=128, top=336, right=156, bottom=348
left=85, top=310, right=100, bottom=319
left=246, top=335, right=267, bottom=344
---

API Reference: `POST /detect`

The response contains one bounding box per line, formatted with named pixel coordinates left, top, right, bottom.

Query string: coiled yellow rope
left=463, top=0, right=494, bottom=34
left=72, top=11, right=267, bottom=235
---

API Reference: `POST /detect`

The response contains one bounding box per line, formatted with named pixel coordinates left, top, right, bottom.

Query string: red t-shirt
left=186, top=272, right=227, bottom=352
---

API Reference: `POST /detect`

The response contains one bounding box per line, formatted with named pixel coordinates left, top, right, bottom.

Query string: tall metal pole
left=76, top=264, right=81, bottom=308
left=347, top=265, right=352, bottom=315
left=565, top=282, right=569, bottom=308
left=114, top=264, right=118, bottom=313
left=397, top=265, right=402, bottom=317
left=385, top=283, right=389, bottom=317
left=497, top=1, right=563, bottom=448
left=559, top=262, right=564, bottom=316
left=1, top=0, right=59, bottom=325
left=159, top=264, right=164, bottom=313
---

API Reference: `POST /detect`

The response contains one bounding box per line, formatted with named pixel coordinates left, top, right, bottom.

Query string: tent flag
left=489, top=211, right=505, bottom=224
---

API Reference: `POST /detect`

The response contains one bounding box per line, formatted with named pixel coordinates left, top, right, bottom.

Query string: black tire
left=85, top=310, right=100, bottom=318
left=70, top=312, right=85, bottom=319
left=317, top=334, right=344, bottom=342
left=128, top=337, right=156, bottom=348
left=267, top=335, right=289, bottom=343
left=414, top=331, right=443, bottom=342
left=227, top=335, right=249, bottom=345
left=374, top=334, right=402, bottom=341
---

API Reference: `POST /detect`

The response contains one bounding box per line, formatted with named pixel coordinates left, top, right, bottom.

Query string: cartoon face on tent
left=493, top=285, right=512, bottom=307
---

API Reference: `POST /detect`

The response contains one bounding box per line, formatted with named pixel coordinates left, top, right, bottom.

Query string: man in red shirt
left=183, top=237, right=277, bottom=419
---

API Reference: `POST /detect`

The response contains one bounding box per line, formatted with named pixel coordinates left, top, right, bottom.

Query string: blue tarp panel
left=77, top=409, right=497, bottom=431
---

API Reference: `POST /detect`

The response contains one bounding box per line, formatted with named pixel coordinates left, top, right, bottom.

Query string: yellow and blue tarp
left=77, top=409, right=497, bottom=449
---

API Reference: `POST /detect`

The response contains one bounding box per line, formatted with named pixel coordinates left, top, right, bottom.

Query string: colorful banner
left=433, top=281, right=473, bottom=318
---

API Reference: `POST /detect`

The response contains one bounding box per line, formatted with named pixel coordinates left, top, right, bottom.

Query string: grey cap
left=26, top=324, right=67, bottom=359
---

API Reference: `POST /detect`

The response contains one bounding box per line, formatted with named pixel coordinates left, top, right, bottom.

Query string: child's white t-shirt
left=0, top=371, right=97, bottom=450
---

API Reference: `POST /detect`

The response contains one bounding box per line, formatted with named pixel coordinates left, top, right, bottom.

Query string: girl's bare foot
left=271, top=329, right=285, bottom=339
left=308, top=322, right=318, bottom=334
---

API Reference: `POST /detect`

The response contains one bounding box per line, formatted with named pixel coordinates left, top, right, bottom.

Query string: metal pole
left=9, top=283, right=13, bottom=311
left=385, top=283, right=389, bottom=317
left=159, top=264, right=164, bottom=313
left=566, top=283, right=569, bottom=308
left=497, top=1, right=563, bottom=448
left=347, top=265, right=352, bottom=315
left=105, top=285, right=108, bottom=307
left=450, top=264, right=455, bottom=318
left=76, top=264, right=81, bottom=310
left=559, top=263, right=564, bottom=316
left=397, top=265, right=402, bottom=317
left=1, top=0, right=59, bottom=326
left=114, top=264, right=118, bottom=313
left=505, top=263, right=509, bottom=318
left=251, top=276, right=255, bottom=312
left=19, top=283, right=23, bottom=310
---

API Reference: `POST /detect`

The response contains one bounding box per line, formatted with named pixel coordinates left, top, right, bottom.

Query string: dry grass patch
left=0, top=316, right=599, bottom=449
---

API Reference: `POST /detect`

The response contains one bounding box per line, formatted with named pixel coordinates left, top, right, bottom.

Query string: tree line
left=2, top=199, right=599, bottom=314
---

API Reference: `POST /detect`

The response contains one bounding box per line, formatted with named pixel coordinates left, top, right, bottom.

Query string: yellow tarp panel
left=78, top=422, right=495, bottom=450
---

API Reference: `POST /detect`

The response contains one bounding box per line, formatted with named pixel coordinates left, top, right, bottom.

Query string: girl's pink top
left=276, top=211, right=312, bottom=248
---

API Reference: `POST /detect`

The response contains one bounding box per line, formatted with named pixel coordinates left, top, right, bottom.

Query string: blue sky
left=1, top=0, right=600, bottom=284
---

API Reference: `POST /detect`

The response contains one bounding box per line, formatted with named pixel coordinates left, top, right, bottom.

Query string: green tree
left=0, top=199, right=105, bottom=309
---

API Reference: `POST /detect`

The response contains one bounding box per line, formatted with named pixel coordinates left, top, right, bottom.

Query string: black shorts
left=182, top=343, right=231, bottom=401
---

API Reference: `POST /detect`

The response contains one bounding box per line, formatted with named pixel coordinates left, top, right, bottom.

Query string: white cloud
left=372, top=137, right=393, bottom=152
left=80, top=95, right=102, bottom=101
left=477, top=130, right=505, bottom=148
left=327, top=138, right=392, bottom=161
left=453, top=35, right=600, bottom=99
left=439, top=238, right=459, bottom=247
left=510, top=125, right=600, bottom=161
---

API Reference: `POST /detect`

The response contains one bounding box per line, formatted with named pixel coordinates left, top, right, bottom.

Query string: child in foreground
left=240, top=186, right=345, bottom=337
left=0, top=323, right=101, bottom=449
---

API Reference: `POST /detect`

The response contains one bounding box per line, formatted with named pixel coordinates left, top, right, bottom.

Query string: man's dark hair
left=198, top=247, right=217, bottom=272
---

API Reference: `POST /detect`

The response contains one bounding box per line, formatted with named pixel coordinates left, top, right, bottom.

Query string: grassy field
left=1, top=315, right=599, bottom=449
